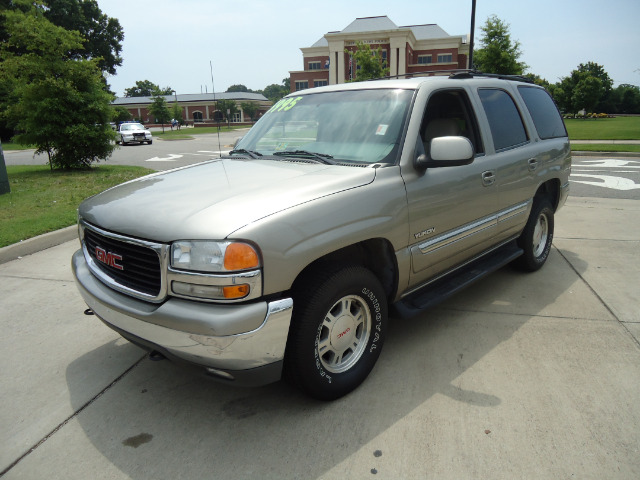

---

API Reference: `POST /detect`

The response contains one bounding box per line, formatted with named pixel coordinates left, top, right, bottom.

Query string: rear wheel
left=285, top=265, right=387, bottom=400
left=515, top=198, right=554, bottom=271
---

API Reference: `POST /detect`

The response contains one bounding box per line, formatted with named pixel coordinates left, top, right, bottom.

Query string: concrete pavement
left=0, top=196, right=639, bottom=479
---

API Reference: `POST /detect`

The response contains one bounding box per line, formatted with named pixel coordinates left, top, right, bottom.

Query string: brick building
left=290, top=16, right=469, bottom=92
left=112, top=92, right=271, bottom=125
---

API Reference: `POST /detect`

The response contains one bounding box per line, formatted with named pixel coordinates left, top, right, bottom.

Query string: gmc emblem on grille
left=95, top=246, right=124, bottom=270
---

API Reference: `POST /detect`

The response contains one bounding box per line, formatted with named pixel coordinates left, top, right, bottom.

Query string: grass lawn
left=565, top=116, right=640, bottom=140
left=1, top=142, right=34, bottom=150
left=0, top=165, right=154, bottom=248
left=152, top=125, right=249, bottom=140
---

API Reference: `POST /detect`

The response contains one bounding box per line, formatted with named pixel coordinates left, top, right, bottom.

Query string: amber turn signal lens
left=224, top=243, right=260, bottom=270
left=223, top=284, right=250, bottom=299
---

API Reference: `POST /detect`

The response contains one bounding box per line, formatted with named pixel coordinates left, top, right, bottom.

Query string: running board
left=393, top=241, right=523, bottom=318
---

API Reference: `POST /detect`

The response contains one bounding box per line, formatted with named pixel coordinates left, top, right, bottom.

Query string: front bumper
left=72, top=249, right=293, bottom=386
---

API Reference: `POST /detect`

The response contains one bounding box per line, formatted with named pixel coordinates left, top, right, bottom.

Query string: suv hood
left=79, top=158, right=376, bottom=241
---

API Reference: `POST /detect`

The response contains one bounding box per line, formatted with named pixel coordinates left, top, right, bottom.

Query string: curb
left=0, top=226, right=77, bottom=265
left=572, top=151, right=640, bottom=158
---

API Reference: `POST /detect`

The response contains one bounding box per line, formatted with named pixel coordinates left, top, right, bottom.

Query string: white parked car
left=117, top=122, right=153, bottom=145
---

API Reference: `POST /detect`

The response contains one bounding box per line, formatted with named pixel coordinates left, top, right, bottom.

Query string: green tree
left=261, top=83, right=286, bottom=102
left=43, top=0, right=124, bottom=76
left=473, top=15, right=527, bottom=75
left=124, top=80, right=173, bottom=97
left=111, top=105, right=132, bottom=123
left=149, top=94, right=171, bottom=132
left=226, top=84, right=252, bottom=93
left=216, top=99, right=238, bottom=123
left=555, top=62, right=612, bottom=113
left=240, top=102, right=258, bottom=122
left=1, top=1, right=116, bottom=169
left=346, top=41, right=389, bottom=82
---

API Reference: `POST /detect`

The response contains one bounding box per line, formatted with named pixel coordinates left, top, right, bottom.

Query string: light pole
left=468, top=0, right=476, bottom=70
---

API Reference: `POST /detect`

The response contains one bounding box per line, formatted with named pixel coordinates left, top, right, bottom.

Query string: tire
left=120, top=135, right=127, bottom=146
left=147, top=140, right=152, bottom=145
left=285, top=265, right=387, bottom=400
left=515, top=197, right=554, bottom=271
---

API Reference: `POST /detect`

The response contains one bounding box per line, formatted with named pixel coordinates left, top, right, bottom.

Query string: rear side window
left=478, top=89, right=528, bottom=152
left=518, top=86, right=567, bottom=139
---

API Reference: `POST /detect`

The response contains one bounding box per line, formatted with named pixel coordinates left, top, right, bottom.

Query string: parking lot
left=1, top=193, right=639, bottom=479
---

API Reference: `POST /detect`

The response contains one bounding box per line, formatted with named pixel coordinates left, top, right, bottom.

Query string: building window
left=308, top=61, right=321, bottom=70
left=314, top=80, right=328, bottom=88
left=382, top=50, right=388, bottom=68
left=295, top=81, right=309, bottom=91
left=437, top=54, right=453, bottom=63
left=193, top=111, right=203, bottom=122
left=417, top=55, right=432, bottom=64
left=232, top=112, right=241, bottom=123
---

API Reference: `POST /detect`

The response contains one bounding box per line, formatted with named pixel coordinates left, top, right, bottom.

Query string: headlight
left=171, top=241, right=260, bottom=272
left=169, top=241, right=262, bottom=302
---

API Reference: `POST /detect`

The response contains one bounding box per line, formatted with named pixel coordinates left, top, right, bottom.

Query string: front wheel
left=515, top=198, right=554, bottom=271
left=285, top=265, right=387, bottom=400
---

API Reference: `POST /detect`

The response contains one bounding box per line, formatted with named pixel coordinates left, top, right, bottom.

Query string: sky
left=96, top=0, right=640, bottom=97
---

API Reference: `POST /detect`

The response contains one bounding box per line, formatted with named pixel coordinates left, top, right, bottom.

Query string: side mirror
left=415, top=136, right=474, bottom=170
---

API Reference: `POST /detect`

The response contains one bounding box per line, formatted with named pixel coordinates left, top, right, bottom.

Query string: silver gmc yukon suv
left=72, top=73, right=571, bottom=400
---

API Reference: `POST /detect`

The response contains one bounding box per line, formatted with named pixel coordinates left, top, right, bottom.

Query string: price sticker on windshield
left=269, top=96, right=303, bottom=113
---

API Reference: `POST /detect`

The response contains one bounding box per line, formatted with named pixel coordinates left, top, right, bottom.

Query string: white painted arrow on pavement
left=571, top=174, right=640, bottom=190
left=146, top=154, right=184, bottom=162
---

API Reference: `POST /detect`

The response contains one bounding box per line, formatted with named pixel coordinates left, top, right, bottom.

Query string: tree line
left=1, top=4, right=637, bottom=170
left=472, top=15, right=639, bottom=114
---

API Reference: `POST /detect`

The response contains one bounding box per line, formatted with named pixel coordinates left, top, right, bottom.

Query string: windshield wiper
left=273, top=150, right=335, bottom=164
left=228, top=148, right=262, bottom=159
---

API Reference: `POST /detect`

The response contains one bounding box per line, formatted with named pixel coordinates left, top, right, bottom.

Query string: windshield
left=121, top=123, right=143, bottom=131
left=236, top=88, right=414, bottom=164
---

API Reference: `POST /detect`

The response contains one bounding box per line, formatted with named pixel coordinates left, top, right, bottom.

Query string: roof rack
left=376, top=69, right=534, bottom=84
left=450, top=71, right=534, bottom=83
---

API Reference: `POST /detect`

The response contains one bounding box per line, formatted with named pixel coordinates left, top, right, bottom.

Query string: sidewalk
left=0, top=196, right=639, bottom=479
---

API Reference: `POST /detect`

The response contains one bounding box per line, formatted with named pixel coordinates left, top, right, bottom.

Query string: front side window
left=235, top=89, right=414, bottom=165
left=478, top=89, right=528, bottom=151
left=518, top=86, right=567, bottom=139
left=420, top=89, right=484, bottom=156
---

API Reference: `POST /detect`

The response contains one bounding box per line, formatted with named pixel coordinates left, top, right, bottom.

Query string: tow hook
left=84, top=308, right=95, bottom=316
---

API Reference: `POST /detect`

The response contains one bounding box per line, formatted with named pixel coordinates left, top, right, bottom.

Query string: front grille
left=83, top=227, right=162, bottom=297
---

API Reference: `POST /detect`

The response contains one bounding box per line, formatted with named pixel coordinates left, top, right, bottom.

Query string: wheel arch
left=534, top=178, right=561, bottom=211
left=290, top=238, right=398, bottom=303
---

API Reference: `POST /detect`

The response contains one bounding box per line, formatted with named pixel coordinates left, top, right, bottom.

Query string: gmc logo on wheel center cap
left=95, top=246, right=124, bottom=270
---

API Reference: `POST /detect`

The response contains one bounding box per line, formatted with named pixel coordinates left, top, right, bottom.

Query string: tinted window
left=518, top=86, right=567, bottom=139
left=478, top=89, right=528, bottom=151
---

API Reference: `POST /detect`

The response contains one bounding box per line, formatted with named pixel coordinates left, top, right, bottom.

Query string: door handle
left=482, top=170, right=496, bottom=187
left=528, top=158, right=538, bottom=171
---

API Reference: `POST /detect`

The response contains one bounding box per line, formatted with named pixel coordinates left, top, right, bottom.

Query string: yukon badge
left=414, top=227, right=435, bottom=239
left=95, top=246, right=124, bottom=271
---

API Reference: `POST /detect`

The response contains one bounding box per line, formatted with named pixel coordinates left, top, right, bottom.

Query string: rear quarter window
left=518, top=86, right=567, bottom=139
left=478, top=89, right=528, bottom=152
